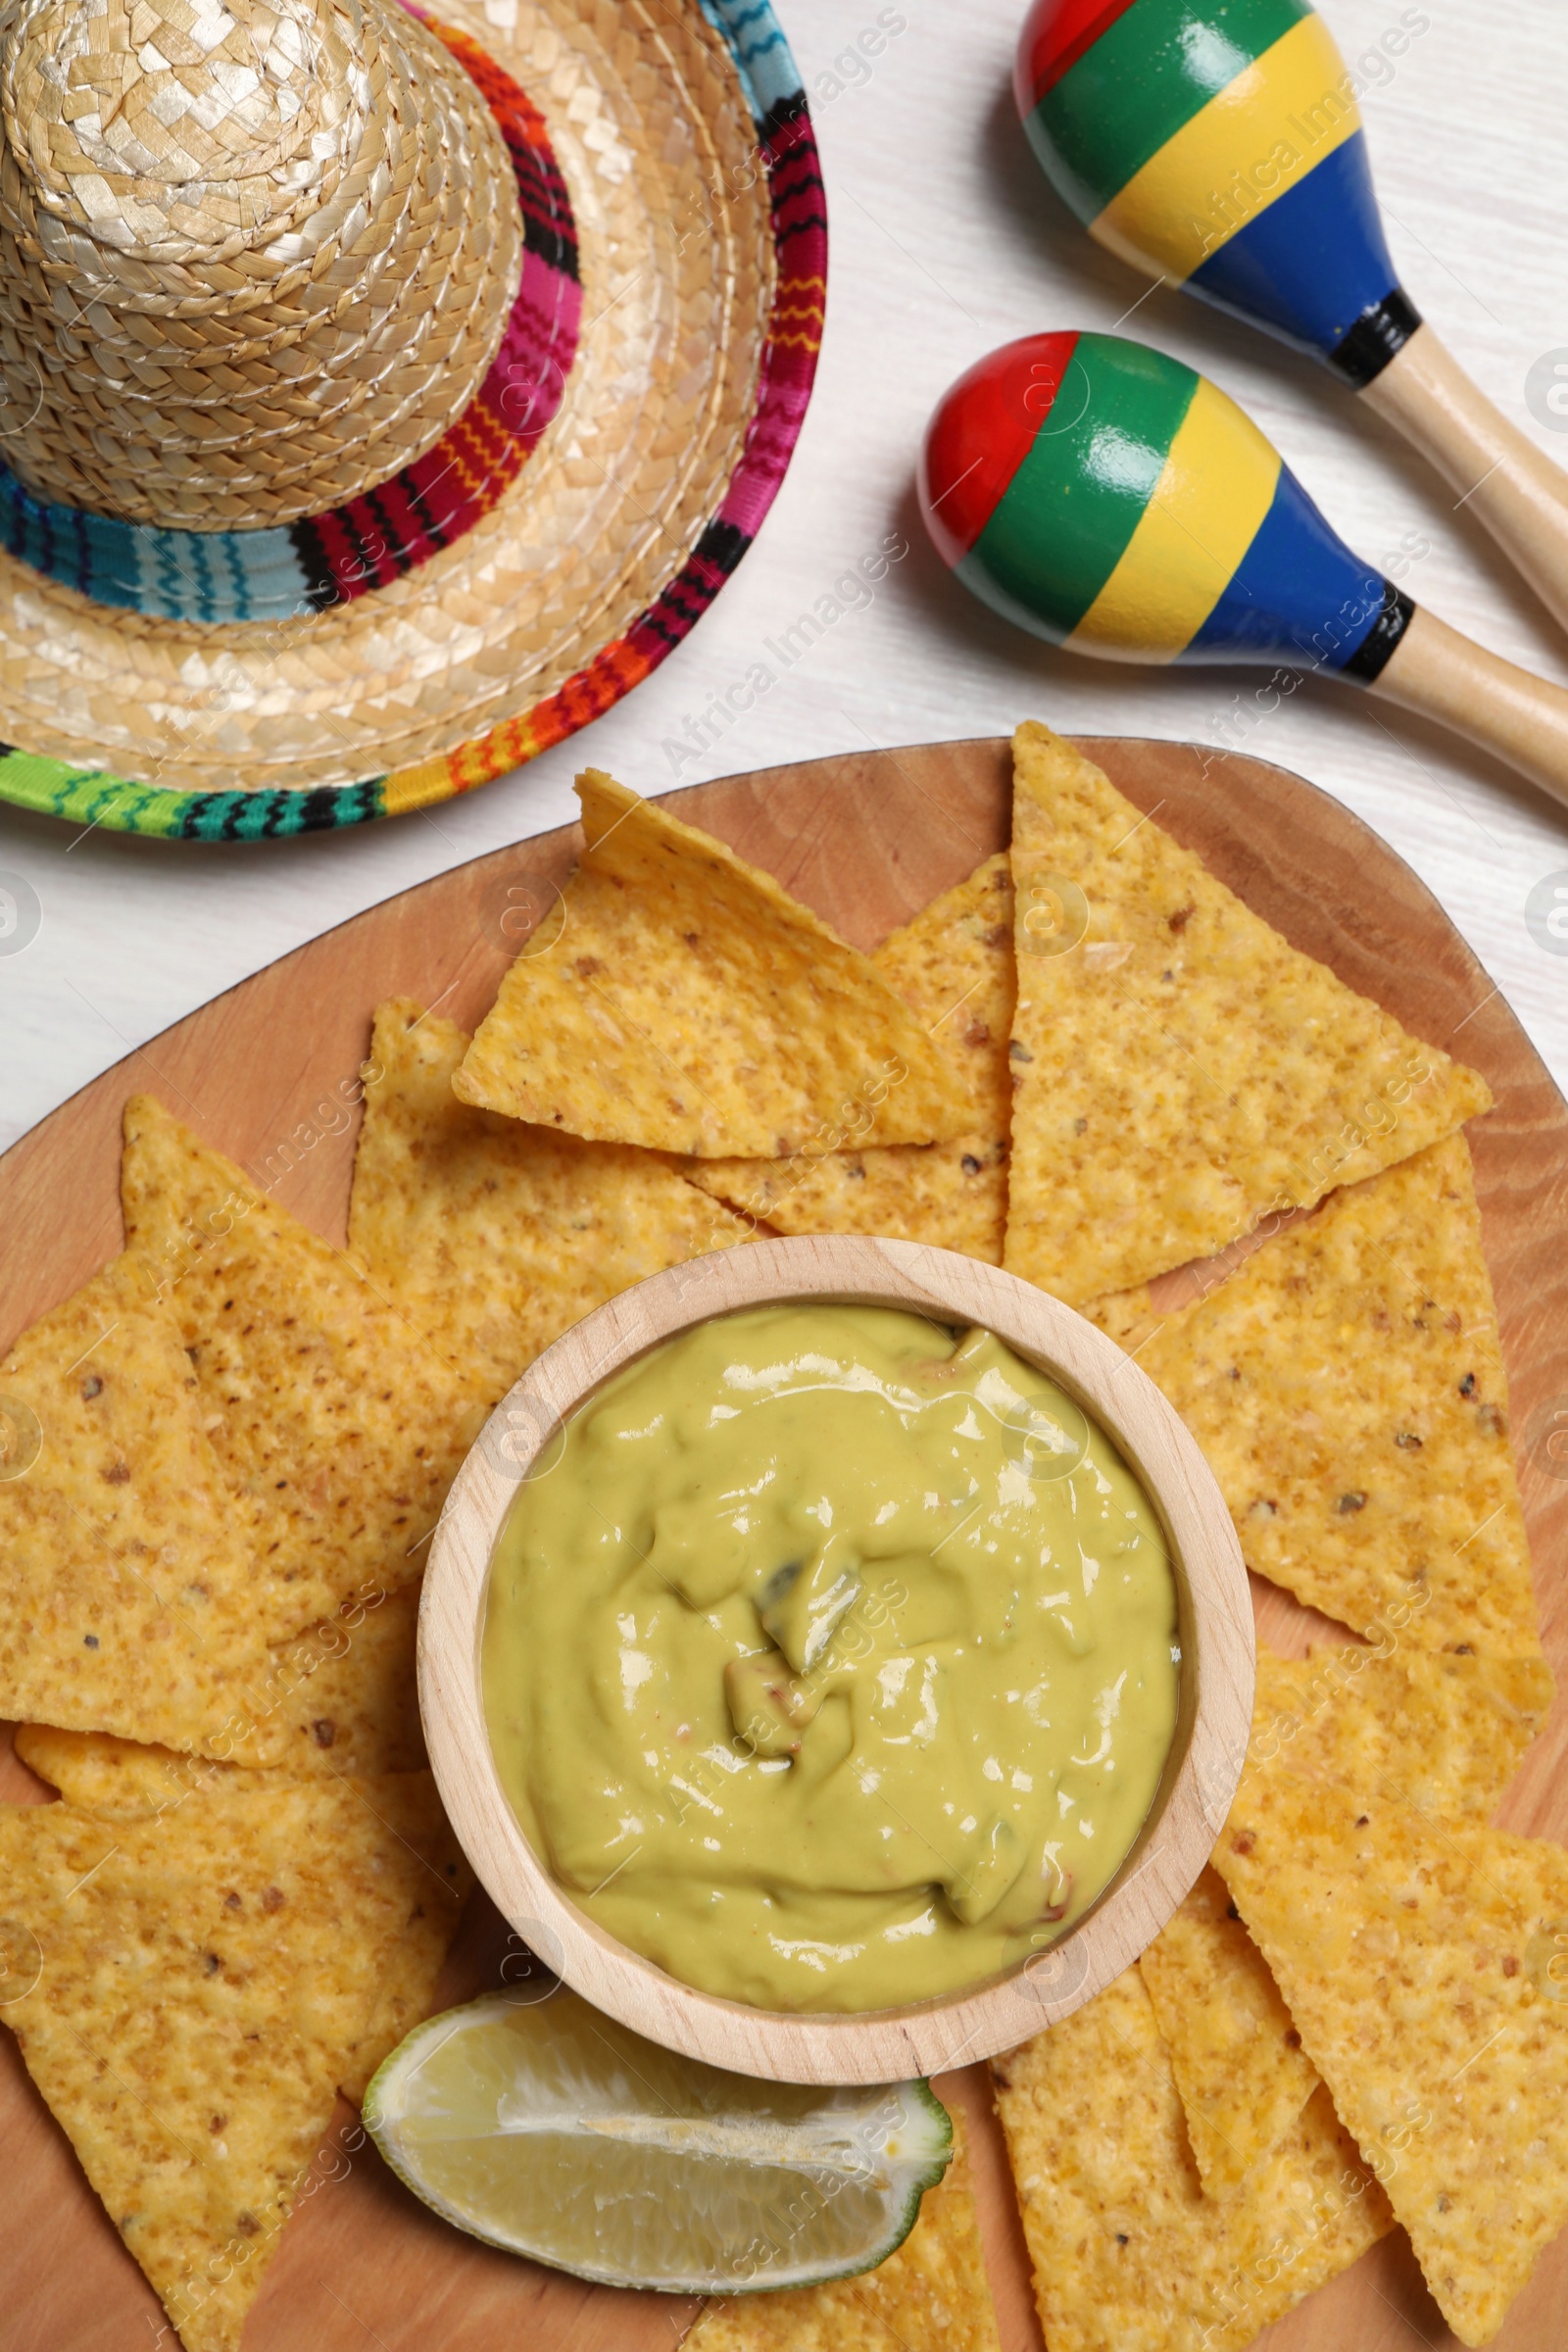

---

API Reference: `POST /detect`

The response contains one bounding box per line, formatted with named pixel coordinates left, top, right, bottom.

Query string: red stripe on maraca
left=1014, top=0, right=1142, bottom=113
left=919, top=331, right=1080, bottom=566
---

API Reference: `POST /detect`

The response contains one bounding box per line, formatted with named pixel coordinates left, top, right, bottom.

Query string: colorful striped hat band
left=0, top=0, right=826, bottom=839
left=0, top=10, right=580, bottom=629
left=1015, top=0, right=1418, bottom=382
left=919, top=330, right=1410, bottom=676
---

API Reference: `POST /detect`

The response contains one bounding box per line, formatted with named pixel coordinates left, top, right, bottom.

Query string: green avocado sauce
left=482, top=1302, right=1180, bottom=2012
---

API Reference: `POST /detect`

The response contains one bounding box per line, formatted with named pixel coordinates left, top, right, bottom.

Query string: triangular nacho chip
left=258, top=1582, right=425, bottom=1778
left=991, top=1965, right=1391, bottom=2352
left=297, top=1766, right=470, bottom=2106
left=1128, top=1135, right=1541, bottom=1653
left=454, top=770, right=966, bottom=1157
left=1250, top=1642, right=1551, bottom=1819
left=350, top=1001, right=752, bottom=1407
left=1004, top=723, right=1491, bottom=1301
left=1138, top=1865, right=1320, bottom=2195
left=1081, top=1281, right=1161, bottom=1349
left=121, top=1096, right=481, bottom=1638
left=684, top=2105, right=1000, bottom=2352
left=0, top=1254, right=282, bottom=1762
left=7, top=1745, right=464, bottom=2112
left=14, top=1722, right=236, bottom=1810
left=15, top=1583, right=426, bottom=1803
left=689, top=855, right=1014, bottom=1263
left=0, top=1773, right=467, bottom=2352
left=1215, top=1769, right=1568, bottom=2344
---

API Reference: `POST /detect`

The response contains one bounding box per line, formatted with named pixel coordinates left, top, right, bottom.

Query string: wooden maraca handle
left=1371, top=604, right=1568, bottom=809
left=1363, top=326, right=1568, bottom=637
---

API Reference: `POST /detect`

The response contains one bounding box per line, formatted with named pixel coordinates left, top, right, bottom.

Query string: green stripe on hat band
left=0, top=746, right=389, bottom=840
left=962, top=334, right=1200, bottom=641
left=1026, top=0, right=1312, bottom=223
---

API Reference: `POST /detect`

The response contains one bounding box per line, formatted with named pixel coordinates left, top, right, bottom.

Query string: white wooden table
left=1, top=0, right=1565, bottom=1152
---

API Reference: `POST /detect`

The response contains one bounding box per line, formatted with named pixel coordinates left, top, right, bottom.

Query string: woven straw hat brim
left=0, top=0, right=825, bottom=830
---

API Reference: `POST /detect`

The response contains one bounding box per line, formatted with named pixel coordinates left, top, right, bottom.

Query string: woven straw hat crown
left=0, top=0, right=522, bottom=527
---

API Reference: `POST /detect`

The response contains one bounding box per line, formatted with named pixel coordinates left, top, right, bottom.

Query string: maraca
left=919, top=331, right=1568, bottom=808
left=1014, top=0, right=1568, bottom=636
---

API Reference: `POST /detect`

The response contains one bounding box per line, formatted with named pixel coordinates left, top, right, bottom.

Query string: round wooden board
left=2, top=736, right=1566, bottom=2352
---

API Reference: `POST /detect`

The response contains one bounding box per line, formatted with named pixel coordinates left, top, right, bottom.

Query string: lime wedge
left=363, top=1986, right=952, bottom=2292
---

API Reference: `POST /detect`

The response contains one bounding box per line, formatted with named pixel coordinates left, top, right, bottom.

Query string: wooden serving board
left=3, top=737, right=1566, bottom=2352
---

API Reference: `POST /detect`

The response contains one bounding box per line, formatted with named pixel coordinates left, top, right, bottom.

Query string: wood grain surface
left=1373, top=602, right=1568, bottom=810
left=2, top=736, right=1566, bottom=2352
left=1361, top=324, right=1568, bottom=643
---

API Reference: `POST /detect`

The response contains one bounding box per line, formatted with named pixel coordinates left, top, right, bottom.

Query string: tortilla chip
left=0, top=1773, right=468, bottom=2352
left=454, top=769, right=966, bottom=1157
left=1004, top=723, right=1491, bottom=1302
left=121, top=1095, right=482, bottom=1638
left=696, top=1136, right=1008, bottom=1263
left=8, top=1741, right=461, bottom=2111
left=683, top=2104, right=999, bottom=2352
left=259, top=1583, right=425, bottom=1777
left=0, top=1252, right=283, bottom=1763
left=1139, top=1865, right=1320, bottom=2195
left=991, top=1965, right=1391, bottom=2351
left=872, top=855, right=1013, bottom=1134
left=14, top=1722, right=237, bottom=1811
left=1215, top=1770, right=1568, bottom=2344
left=689, top=855, right=1014, bottom=1263
left=1081, top=1282, right=1161, bottom=1349
left=323, top=1769, right=472, bottom=2107
left=1129, top=1134, right=1541, bottom=1654
left=1249, top=1642, right=1552, bottom=1820
left=349, top=1001, right=753, bottom=1407
left=15, top=1584, right=426, bottom=1804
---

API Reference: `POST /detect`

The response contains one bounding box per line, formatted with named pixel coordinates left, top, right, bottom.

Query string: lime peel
left=364, top=1986, right=952, bottom=2293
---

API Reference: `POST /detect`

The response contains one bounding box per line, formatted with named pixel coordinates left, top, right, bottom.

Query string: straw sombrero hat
left=0, top=0, right=823, bottom=838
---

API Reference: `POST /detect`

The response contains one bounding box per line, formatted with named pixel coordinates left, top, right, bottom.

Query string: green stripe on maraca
left=1095, top=12, right=1360, bottom=286
left=928, top=331, right=1404, bottom=675
left=959, top=335, right=1199, bottom=643
left=1026, top=0, right=1311, bottom=224
left=1016, top=0, right=1409, bottom=373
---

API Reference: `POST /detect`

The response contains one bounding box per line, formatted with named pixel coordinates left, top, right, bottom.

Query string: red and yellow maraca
left=1014, top=0, right=1568, bottom=636
left=920, top=331, right=1568, bottom=808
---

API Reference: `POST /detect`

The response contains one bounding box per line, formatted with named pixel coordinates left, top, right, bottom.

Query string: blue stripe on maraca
left=1186, top=131, right=1404, bottom=371
left=924, top=326, right=1415, bottom=681
left=1185, top=460, right=1396, bottom=670
left=1019, top=0, right=1418, bottom=379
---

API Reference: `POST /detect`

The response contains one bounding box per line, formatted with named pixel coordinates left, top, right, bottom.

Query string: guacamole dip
left=482, top=1303, right=1179, bottom=2011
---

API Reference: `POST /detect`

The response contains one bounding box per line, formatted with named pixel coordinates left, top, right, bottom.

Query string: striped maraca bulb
left=919, top=331, right=1408, bottom=676
left=1015, top=0, right=1419, bottom=384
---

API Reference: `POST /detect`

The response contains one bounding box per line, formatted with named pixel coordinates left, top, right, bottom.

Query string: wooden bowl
left=419, top=1234, right=1254, bottom=2085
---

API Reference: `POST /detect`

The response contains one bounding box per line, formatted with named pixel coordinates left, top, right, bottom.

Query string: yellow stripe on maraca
left=1067, top=377, right=1280, bottom=662
left=1092, top=12, right=1360, bottom=287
